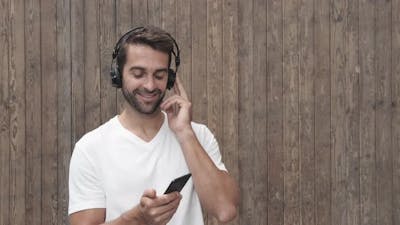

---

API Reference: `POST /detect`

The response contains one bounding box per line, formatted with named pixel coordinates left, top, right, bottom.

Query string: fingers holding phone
left=138, top=189, right=182, bottom=225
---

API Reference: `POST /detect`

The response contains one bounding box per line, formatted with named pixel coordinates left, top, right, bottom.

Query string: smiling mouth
left=137, top=92, right=159, bottom=101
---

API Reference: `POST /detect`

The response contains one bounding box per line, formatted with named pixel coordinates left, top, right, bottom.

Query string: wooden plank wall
left=0, top=0, right=399, bottom=225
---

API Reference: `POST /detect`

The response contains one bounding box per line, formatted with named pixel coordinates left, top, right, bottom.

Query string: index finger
left=174, top=77, right=189, bottom=100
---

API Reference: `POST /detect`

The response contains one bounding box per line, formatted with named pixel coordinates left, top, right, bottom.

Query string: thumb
left=142, top=189, right=157, bottom=198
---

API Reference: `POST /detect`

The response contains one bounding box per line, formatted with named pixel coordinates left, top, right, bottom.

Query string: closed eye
left=154, top=70, right=168, bottom=80
left=130, top=68, right=145, bottom=78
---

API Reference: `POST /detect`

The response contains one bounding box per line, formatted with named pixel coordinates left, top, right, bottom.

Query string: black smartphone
left=164, top=173, right=192, bottom=194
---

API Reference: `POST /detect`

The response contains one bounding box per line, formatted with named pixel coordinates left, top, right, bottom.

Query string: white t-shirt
left=68, top=113, right=226, bottom=225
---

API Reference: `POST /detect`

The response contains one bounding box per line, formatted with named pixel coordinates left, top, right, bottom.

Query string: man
left=68, top=26, right=239, bottom=225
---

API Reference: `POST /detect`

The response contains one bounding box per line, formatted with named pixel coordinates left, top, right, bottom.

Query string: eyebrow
left=128, top=66, right=168, bottom=74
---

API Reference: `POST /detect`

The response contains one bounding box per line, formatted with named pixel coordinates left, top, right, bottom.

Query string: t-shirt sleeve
left=196, top=124, right=227, bottom=171
left=68, top=144, right=106, bottom=215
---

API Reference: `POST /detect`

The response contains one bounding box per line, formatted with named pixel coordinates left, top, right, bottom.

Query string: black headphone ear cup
left=110, top=62, right=122, bottom=88
left=167, top=68, right=176, bottom=90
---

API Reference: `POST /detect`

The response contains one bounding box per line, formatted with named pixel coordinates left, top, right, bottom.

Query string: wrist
left=175, top=127, right=196, bottom=143
left=121, top=206, right=146, bottom=225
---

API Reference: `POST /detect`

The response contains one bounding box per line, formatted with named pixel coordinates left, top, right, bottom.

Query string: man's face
left=121, top=44, right=169, bottom=115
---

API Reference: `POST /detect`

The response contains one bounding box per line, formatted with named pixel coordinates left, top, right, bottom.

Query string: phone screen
left=164, top=173, right=192, bottom=194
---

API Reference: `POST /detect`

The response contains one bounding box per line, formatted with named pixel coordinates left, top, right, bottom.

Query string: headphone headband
left=110, top=26, right=180, bottom=89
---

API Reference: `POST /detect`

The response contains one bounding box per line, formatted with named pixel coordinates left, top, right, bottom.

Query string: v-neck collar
left=114, top=112, right=168, bottom=148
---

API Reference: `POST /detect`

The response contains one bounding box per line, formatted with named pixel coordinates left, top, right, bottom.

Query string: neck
left=118, top=103, right=164, bottom=141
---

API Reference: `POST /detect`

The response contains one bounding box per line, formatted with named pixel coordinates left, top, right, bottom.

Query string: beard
left=121, top=85, right=166, bottom=115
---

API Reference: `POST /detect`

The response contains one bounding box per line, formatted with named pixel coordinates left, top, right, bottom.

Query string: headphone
left=110, top=26, right=180, bottom=89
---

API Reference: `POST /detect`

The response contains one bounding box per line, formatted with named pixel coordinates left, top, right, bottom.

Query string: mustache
left=133, top=88, right=162, bottom=95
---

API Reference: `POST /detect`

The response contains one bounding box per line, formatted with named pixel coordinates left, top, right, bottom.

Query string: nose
left=143, top=76, right=156, bottom=91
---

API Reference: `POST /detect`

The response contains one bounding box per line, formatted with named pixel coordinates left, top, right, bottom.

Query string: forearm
left=175, top=129, right=240, bottom=222
left=70, top=206, right=145, bottom=225
left=101, top=207, right=145, bottom=225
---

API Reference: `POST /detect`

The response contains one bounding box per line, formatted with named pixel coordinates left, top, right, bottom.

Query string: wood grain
left=392, top=1, right=400, bottom=225
left=330, top=0, right=352, bottom=224
left=56, top=0, right=72, bottom=224
left=116, top=0, right=133, bottom=113
left=375, top=1, right=393, bottom=225
left=206, top=1, right=223, bottom=223
left=100, top=0, right=117, bottom=123
left=25, top=0, right=42, bottom=224
left=359, top=1, right=377, bottom=225
left=162, top=0, right=176, bottom=36
left=298, top=0, right=315, bottom=224
left=41, top=0, right=58, bottom=224
left=148, top=0, right=162, bottom=26
left=84, top=0, right=101, bottom=132
left=71, top=0, right=85, bottom=143
left=313, top=0, right=331, bottom=224
left=343, top=1, right=360, bottom=225
left=191, top=0, right=207, bottom=124
left=253, top=0, right=267, bottom=224
left=222, top=0, right=239, bottom=224
left=0, top=0, right=10, bottom=224
left=132, top=0, right=147, bottom=26
left=267, top=0, right=284, bottom=224
left=237, top=0, right=254, bottom=223
left=283, top=0, right=300, bottom=224
left=176, top=0, right=191, bottom=97
left=8, top=0, right=26, bottom=224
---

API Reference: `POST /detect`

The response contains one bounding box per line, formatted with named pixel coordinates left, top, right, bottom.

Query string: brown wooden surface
left=8, top=0, right=26, bottom=225
left=57, top=0, right=72, bottom=224
left=359, top=1, right=376, bottom=225
left=41, top=0, right=58, bottom=224
left=25, top=0, right=42, bottom=225
left=393, top=2, right=400, bottom=225
left=0, top=0, right=10, bottom=224
left=314, top=0, right=331, bottom=224
left=0, top=1, right=399, bottom=225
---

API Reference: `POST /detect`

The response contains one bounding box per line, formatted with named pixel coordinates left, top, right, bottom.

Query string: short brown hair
left=115, top=26, right=175, bottom=73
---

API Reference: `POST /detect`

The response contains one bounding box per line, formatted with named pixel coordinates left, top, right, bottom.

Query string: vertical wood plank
left=116, top=0, right=132, bottom=112
left=237, top=0, right=254, bottom=224
left=346, top=1, right=360, bottom=224
left=8, top=0, right=26, bottom=224
left=330, top=0, right=348, bottom=224
left=298, top=0, right=315, bottom=224
left=56, top=0, right=72, bottom=224
left=71, top=0, right=85, bottom=143
left=148, top=0, right=162, bottom=26
left=375, top=1, right=393, bottom=225
left=359, top=1, right=377, bottom=225
left=222, top=0, right=239, bottom=224
left=331, top=0, right=360, bottom=225
left=41, top=0, right=58, bottom=224
left=0, top=0, right=10, bottom=224
left=176, top=0, right=191, bottom=98
left=282, top=0, right=300, bottom=224
left=206, top=1, right=223, bottom=224
left=161, top=0, right=177, bottom=99
left=344, top=1, right=360, bottom=225
left=25, top=0, right=42, bottom=224
left=313, top=0, right=331, bottom=224
left=132, top=0, right=147, bottom=26
left=84, top=0, right=101, bottom=132
left=100, top=0, right=117, bottom=123
left=161, top=0, right=176, bottom=36
left=206, top=0, right=223, bottom=149
left=267, top=0, right=284, bottom=224
left=191, top=0, right=207, bottom=124
left=392, top=1, right=400, bottom=224
left=253, top=0, right=268, bottom=224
